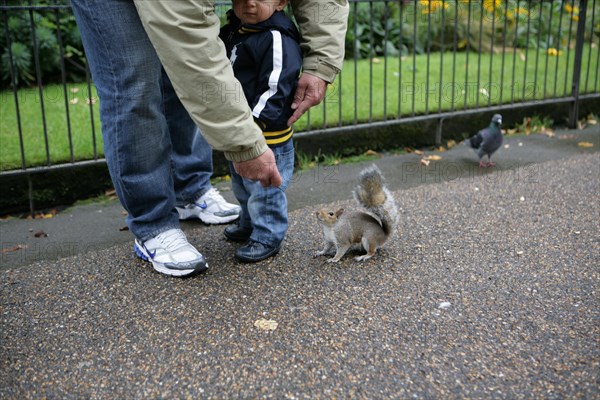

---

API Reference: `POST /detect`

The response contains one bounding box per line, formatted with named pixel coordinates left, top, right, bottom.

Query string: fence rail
left=1, top=0, right=599, bottom=213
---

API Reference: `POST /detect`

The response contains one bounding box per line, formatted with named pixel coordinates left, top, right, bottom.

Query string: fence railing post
left=569, top=0, right=588, bottom=128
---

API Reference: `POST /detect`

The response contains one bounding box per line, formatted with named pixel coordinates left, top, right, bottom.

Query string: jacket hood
left=226, top=10, right=300, bottom=41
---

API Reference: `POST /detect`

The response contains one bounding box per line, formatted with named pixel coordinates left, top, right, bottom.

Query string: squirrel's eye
left=328, top=212, right=334, bottom=216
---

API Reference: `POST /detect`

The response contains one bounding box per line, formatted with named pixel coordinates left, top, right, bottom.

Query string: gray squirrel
left=315, top=164, right=398, bottom=262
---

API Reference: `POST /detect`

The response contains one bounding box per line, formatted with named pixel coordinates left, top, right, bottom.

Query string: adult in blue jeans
left=71, top=0, right=348, bottom=277
left=71, top=2, right=244, bottom=277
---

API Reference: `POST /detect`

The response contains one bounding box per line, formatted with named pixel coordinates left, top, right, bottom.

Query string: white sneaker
left=134, top=228, right=208, bottom=277
left=176, top=188, right=241, bottom=224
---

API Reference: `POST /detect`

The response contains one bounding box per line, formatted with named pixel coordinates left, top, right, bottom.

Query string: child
left=220, top=0, right=303, bottom=262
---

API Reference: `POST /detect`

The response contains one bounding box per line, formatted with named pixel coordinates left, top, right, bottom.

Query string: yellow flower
left=515, top=7, right=529, bottom=16
left=547, top=48, right=562, bottom=56
left=483, top=0, right=501, bottom=13
left=565, top=4, right=579, bottom=15
left=420, top=0, right=448, bottom=14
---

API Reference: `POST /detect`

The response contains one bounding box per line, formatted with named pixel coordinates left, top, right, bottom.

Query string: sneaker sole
left=176, top=207, right=240, bottom=225
left=134, top=241, right=208, bottom=277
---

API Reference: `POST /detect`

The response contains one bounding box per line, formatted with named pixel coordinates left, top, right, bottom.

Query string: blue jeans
left=229, top=140, right=295, bottom=248
left=71, top=0, right=213, bottom=241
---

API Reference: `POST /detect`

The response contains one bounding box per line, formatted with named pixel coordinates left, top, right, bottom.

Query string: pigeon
left=466, top=114, right=503, bottom=168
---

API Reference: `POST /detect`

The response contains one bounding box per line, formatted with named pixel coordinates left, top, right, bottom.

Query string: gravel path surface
left=2, top=145, right=598, bottom=398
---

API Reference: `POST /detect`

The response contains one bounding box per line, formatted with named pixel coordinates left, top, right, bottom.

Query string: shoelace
left=154, top=229, right=189, bottom=251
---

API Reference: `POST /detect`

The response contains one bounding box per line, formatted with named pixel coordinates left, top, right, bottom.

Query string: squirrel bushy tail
left=352, top=164, right=398, bottom=237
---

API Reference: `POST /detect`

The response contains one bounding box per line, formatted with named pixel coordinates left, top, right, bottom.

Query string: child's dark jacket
left=220, top=11, right=302, bottom=146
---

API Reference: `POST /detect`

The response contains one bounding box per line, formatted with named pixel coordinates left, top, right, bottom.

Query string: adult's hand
left=287, top=73, right=327, bottom=126
left=233, top=148, right=283, bottom=188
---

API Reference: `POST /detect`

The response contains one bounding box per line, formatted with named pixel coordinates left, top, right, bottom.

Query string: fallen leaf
left=371, top=57, right=381, bottom=64
left=70, top=87, right=80, bottom=93
left=504, top=144, right=510, bottom=149
left=420, top=158, right=430, bottom=166
left=414, top=150, right=424, bottom=155
left=507, top=128, right=517, bottom=135
left=363, top=149, right=380, bottom=157
left=34, top=230, right=48, bottom=238
left=1, top=244, right=27, bottom=254
left=425, top=155, right=442, bottom=161
left=446, top=140, right=457, bottom=149
left=437, top=146, right=446, bottom=152
left=254, top=318, right=278, bottom=331
left=559, top=134, right=576, bottom=140
left=578, top=141, right=594, bottom=148
left=119, top=226, right=129, bottom=232
left=69, top=97, right=79, bottom=105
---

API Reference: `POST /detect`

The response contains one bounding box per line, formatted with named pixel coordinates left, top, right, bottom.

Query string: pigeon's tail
left=466, top=132, right=483, bottom=150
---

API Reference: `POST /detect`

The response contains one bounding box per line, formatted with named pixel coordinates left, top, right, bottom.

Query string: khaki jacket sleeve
left=133, top=1, right=267, bottom=162
left=290, top=0, right=349, bottom=83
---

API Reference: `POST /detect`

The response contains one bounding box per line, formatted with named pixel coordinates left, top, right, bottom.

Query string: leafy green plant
left=346, top=2, right=405, bottom=59
left=1, top=42, right=34, bottom=86
left=0, top=2, right=85, bottom=89
left=346, top=1, right=599, bottom=60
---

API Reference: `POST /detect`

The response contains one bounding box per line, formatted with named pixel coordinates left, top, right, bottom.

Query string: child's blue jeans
left=229, top=139, right=295, bottom=248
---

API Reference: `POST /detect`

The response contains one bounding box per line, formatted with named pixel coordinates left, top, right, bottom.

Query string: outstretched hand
left=233, top=148, right=282, bottom=188
left=287, top=73, right=327, bottom=126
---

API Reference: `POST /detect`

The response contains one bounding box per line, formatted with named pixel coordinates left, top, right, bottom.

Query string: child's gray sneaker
left=134, top=228, right=207, bottom=277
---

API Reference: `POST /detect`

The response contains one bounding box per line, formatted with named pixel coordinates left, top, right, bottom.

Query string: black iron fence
left=1, top=0, right=599, bottom=213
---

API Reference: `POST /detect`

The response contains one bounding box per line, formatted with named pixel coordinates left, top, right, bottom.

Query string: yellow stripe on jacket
left=263, top=126, right=293, bottom=145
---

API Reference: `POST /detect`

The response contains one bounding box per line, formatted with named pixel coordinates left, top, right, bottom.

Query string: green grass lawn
left=1, top=47, right=598, bottom=171
left=296, top=46, right=599, bottom=131
left=1, top=83, right=102, bottom=170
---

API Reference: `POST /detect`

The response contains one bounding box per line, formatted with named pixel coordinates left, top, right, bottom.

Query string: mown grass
left=295, top=46, right=599, bottom=131
left=1, top=83, right=102, bottom=170
left=1, top=46, right=598, bottom=171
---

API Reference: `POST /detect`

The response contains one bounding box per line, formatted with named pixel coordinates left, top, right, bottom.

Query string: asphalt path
left=1, top=126, right=599, bottom=398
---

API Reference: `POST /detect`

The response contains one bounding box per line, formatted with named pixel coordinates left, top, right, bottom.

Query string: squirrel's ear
left=336, top=208, right=344, bottom=217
